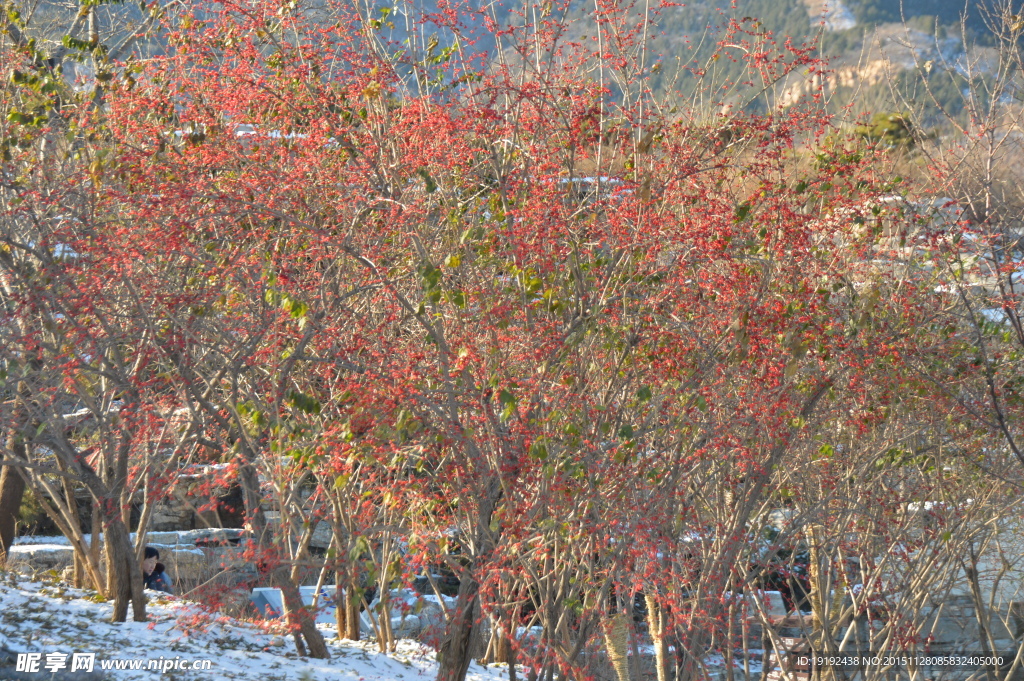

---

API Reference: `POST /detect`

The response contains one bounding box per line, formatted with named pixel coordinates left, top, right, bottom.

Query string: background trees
left=3, top=0, right=1024, bottom=680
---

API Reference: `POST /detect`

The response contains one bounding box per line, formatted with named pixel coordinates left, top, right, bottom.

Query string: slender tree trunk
left=0, top=370, right=36, bottom=568
left=73, top=549, right=84, bottom=588
left=437, top=480, right=501, bottom=681
left=238, top=461, right=267, bottom=541
left=275, top=565, right=330, bottom=659
left=0, top=465, right=25, bottom=566
left=104, top=529, right=115, bottom=596
left=603, top=611, right=631, bottom=681
left=335, top=568, right=348, bottom=639
left=482, top=616, right=510, bottom=665
left=59, top=475, right=84, bottom=588
left=0, top=403, right=30, bottom=566
left=436, top=575, right=481, bottom=681
left=379, top=587, right=395, bottom=653
left=90, top=503, right=103, bottom=592
left=238, top=454, right=327, bottom=658
left=347, top=567, right=362, bottom=640
left=646, top=593, right=669, bottom=681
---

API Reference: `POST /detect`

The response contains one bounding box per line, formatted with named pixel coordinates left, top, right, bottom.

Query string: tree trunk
left=378, top=587, right=395, bottom=653
left=90, top=503, right=103, bottom=593
left=236, top=451, right=328, bottom=659
left=646, top=593, right=669, bottom=681
left=0, top=465, right=25, bottom=567
left=335, top=568, right=347, bottom=640
left=0, top=375, right=34, bottom=568
left=275, top=566, right=330, bottom=659
left=346, top=567, right=362, bottom=640
left=0, top=409, right=31, bottom=567
left=238, top=461, right=268, bottom=540
left=105, top=515, right=146, bottom=622
left=73, top=549, right=84, bottom=588
left=436, top=574, right=480, bottom=681
left=603, top=612, right=631, bottom=681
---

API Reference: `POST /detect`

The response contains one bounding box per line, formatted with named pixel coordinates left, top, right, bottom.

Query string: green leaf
left=734, top=202, right=752, bottom=222
left=287, top=390, right=322, bottom=414
left=636, top=386, right=652, bottom=402
left=448, top=290, right=466, bottom=308
left=61, top=35, right=93, bottom=51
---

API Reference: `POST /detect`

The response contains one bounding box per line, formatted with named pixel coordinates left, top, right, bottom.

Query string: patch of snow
left=979, top=308, right=1010, bottom=325
left=13, top=529, right=245, bottom=548
left=12, top=536, right=72, bottom=546
left=7, top=544, right=72, bottom=554
left=0, top=575, right=508, bottom=681
left=822, top=1, right=856, bottom=31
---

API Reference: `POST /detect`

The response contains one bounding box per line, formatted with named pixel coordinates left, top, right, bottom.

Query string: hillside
left=10, top=0, right=1002, bottom=121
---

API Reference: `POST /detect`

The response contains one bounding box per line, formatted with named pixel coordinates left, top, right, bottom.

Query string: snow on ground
left=0, top=573, right=507, bottom=681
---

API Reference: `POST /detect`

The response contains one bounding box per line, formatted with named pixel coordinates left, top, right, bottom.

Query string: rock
left=157, top=546, right=208, bottom=583
left=142, top=531, right=187, bottom=545
left=188, top=528, right=245, bottom=546
left=149, top=498, right=194, bottom=531
left=7, top=545, right=74, bottom=572
left=392, top=614, right=421, bottom=638
left=310, top=521, right=332, bottom=549
left=409, top=594, right=452, bottom=645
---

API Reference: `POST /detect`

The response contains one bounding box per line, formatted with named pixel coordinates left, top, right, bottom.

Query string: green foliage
left=847, top=0, right=985, bottom=32
left=287, top=390, right=322, bottom=415
left=17, top=487, right=60, bottom=537
left=855, top=112, right=914, bottom=148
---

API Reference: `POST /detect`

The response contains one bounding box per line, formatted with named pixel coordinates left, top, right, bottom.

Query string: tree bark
left=436, top=575, right=480, bottom=681
left=346, top=568, right=362, bottom=640
left=238, top=460, right=268, bottom=540
left=603, top=611, right=631, bottom=681
left=335, top=566, right=348, bottom=640
left=0, top=465, right=25, bottom=567
left=275, top=565, right=330, bottom=659
left=646, top=593, right=669, bottom=681
left=105, top=514, right=146, bottom=622
left=0, top=404, right=30, bottom=567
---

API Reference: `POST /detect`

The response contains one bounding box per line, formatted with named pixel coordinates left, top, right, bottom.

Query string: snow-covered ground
left=0, top=574, right=507, bottom=681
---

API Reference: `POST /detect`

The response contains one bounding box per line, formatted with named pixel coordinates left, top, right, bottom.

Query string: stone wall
left=7, top=529, right=253, bottom=594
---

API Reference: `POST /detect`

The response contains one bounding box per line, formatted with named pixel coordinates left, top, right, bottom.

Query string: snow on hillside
left=0, top=574, right=506, bottom=681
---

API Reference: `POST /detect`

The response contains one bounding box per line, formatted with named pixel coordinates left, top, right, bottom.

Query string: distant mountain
left=12, top=0, right=1001, bottom=125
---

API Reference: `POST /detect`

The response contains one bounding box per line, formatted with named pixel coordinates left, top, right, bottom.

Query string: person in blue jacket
left=142, top=546, right=173, bottom=594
